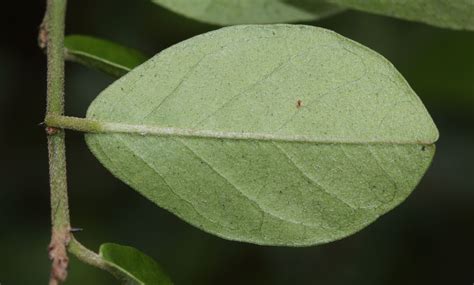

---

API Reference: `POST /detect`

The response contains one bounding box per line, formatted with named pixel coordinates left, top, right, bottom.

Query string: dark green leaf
left=85, top=25, right=438, bottom=246
left=100, top=243, right=172, bottom=285
left=326, top=0, right=474, bottom=30
left=65, top=35, right=148, bottom=77
left=151, top=0, right=344, bottom=25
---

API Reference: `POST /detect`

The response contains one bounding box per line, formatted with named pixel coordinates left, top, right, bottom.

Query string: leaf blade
left=99, top=243, right=173, bottom=285
left=65, top=35, right=148, bottom=77
left=86, top=25, right=438, bottom=246
left=151, top=0, right=344, bottom=25
left=326, top=0, right=474, bottom=30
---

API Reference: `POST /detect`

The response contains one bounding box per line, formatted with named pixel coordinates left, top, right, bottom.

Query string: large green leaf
left=65, top=35, right=148, bottom=77
left=326, top=0, right=474, bottom=30
left=100, top=243, right=173, bottom=285
left=85, top=25, right=438, bottom=246
left=151, top=0, right=344, bottom=25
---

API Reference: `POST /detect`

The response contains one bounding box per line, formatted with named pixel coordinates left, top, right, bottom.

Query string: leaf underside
left=151, top=0, right=344, bottom=25
left=86, top=25, right=438, bottom=246
left=327, top=0, right=474, bottom=30
left=100, top=243, right=173, bottom=285
left=65, top=35, right=148, bottom=77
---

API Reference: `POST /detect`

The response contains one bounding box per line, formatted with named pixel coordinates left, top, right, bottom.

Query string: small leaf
left=326, top=0, right=474, bottom=30
left=85, top=25, right=438, bottom=246
left=65, top=35, right=148, bottom=77
left=151, top=0, right=344, bottom=25
left=100, top=243, right=173, bottom=285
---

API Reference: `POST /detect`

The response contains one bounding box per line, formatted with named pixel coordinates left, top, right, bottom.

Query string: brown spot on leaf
left=296, top=100, right=303, bottom=109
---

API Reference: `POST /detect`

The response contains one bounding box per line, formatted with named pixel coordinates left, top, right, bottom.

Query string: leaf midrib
left=47, top=115, right=436, bottom=145
left=93, top=120, right=436, bottom=145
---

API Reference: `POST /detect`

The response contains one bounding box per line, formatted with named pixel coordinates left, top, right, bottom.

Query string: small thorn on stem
left=70, top=227, right=83, bottom=233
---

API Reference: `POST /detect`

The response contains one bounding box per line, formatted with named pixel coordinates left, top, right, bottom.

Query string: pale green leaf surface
left=151, top=0, right=344, bottom=25
left=326, top=0, right=474, bottom=30
left=65, top=35, right=148, bottom=77
left=86, top=25, right=438, bottom=246
left=100, top=243, right=173, bottom=285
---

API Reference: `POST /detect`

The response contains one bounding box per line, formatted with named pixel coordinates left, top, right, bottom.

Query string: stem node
left=46, top=126, right=60, bottom=136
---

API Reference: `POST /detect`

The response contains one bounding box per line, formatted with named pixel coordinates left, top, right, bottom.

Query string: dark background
left=1, top=0, right=473, bottom=284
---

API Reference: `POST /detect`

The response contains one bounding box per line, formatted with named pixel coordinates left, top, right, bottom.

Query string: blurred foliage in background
left=0, top=0, right=473, bottom=284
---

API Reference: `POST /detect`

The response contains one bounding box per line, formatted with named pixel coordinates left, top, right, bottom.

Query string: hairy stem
left=43, top=1, right=131, bottom=284
left=46, top=0, right=67, bottom=116
left=44, top=0, right=70, bottom=284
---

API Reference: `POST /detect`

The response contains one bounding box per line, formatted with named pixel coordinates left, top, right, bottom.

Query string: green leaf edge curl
left=99, top=243, right=173, bottom=285
left=64, top=35, right=149, bottom=77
